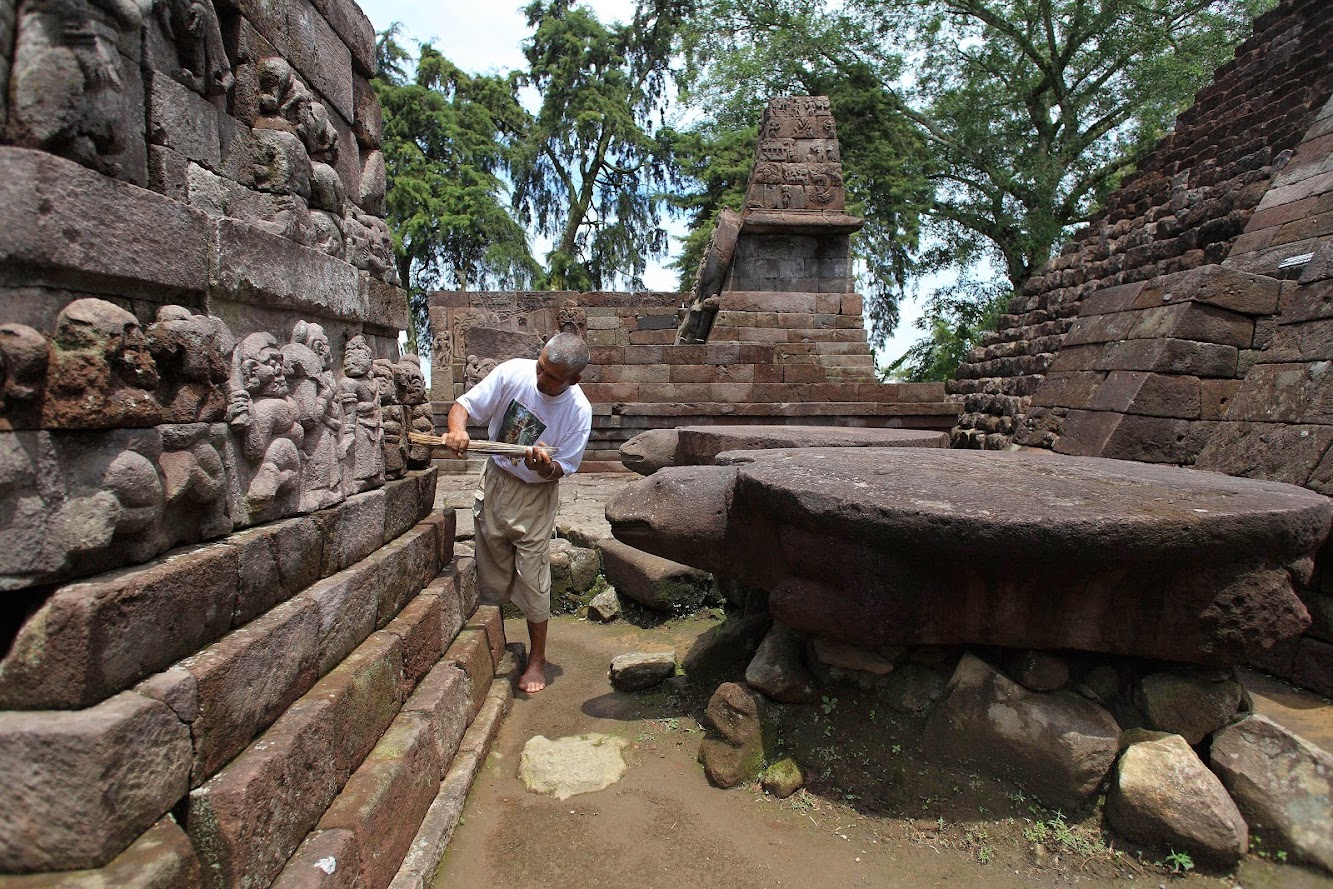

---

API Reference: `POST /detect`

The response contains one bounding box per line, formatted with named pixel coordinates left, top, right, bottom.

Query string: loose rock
left=609, top=652, right=676, bottom=692
left=1006, top=650, right=1070, bottom=691
left=924, top=653, right=1120, bottom=812
left=1106, top=730, right=1248, bottom=867
left=746, top=622, right=818, bottom=704
left=586, top=587, right=620, bottom=622
left=698, top=682, right=767, bottom=789
left=1210, top=714, right=1333, bottom=873
left=1135, top=669, right=1244, bottom=744
left=519, top=734, right=629, bottom=801
left=761, top=757, right=805, bottom=799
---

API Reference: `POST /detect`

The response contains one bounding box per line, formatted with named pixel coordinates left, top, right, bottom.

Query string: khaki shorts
left=472, top=460, right=559, bottom=623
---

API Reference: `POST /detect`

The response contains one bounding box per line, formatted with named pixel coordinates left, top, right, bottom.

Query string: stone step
left=184, top=588, right=498, bottom=889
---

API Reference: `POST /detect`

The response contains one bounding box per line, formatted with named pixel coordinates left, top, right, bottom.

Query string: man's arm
left=444, top=402, right=471, bottom=456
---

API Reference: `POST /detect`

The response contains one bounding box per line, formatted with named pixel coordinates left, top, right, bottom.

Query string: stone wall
left=946, top=0, right=1333, bottom=695
left=0, top=0, right=506, bottom=883
left=950, top=0, right=1333, bottom=451
left=430, top=97, right=958, bottom=473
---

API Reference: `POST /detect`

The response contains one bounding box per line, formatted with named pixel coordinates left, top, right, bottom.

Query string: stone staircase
left=0, top=468, right=511, bottom=887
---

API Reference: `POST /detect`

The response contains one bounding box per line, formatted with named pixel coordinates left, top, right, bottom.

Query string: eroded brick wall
left=950, top=0, right=1333, bottom=450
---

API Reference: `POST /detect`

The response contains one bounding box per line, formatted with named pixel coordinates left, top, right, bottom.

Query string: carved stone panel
left=228, top=331, right=305, bottom=524
left=0, top=424, right=233, bottom=591
left=338, top=334, right=383, bottom=494
left=8, top=0, right=150, bottom=183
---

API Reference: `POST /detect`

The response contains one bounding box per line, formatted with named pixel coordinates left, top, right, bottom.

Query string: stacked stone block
left=0, top=471, right=513, bottom=886
left=1191, top=94, right=1333, bottom=692
left=951, top=0, right=1333, bottom=450
left=428, top=97, right=958, bottom=473
left=0, top=0, right=509, bottom=881
left=428, top=288, right=953, bottom=473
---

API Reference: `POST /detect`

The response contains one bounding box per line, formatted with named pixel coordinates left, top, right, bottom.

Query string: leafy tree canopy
left=674, top=0, right=1274, bottom=373
left=373, top=26, right=539, bottom=351
left=511, top=0, right=685, bottom=290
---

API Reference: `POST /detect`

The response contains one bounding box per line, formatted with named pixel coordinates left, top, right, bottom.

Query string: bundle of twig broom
left=408, top=431, right=550, bottom=459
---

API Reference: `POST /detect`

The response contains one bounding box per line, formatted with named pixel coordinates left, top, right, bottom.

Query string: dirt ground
left=433, top=615, right=1333, bottom=889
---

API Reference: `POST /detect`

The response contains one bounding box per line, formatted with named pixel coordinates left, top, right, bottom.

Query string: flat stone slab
left=606, top=449, right=1332, bottom=665
left=619, top=424, right=947, bottom=474
left=518, top=734, right=629, bottom=801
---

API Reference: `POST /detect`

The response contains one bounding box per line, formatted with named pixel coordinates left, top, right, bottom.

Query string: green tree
left=676, top=0, right=1274, bottom=366
left=373, top=27, right=539, bottom=352
left=882, top=280, right=1008, bottom=381
left=511, top=0, right=682, bottom=290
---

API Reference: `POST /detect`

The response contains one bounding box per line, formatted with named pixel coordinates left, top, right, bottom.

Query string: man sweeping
left=443, top=333, right=593, bottom=693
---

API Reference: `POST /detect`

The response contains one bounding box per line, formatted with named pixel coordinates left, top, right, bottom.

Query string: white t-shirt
left=455, top=358, right=592, bottom=482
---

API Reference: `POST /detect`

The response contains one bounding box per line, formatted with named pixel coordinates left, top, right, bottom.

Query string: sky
left=360, top=0, right=926, bottom=369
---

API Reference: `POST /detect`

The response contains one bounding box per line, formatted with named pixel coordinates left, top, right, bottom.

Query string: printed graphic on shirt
left=497, top=398, right=546, bottom=447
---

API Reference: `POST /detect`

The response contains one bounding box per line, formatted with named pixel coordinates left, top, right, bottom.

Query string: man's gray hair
left=543, top=332, right=590, bottom=373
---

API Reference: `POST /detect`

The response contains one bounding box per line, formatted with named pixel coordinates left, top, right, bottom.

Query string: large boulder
left=606, top=449, right=1331, bottom=665
left=1210, top=714, right=1333, bottom=873
left=1106, top=730, right=1248, bottom=867
left=924, top=654, right=1121, bottom=812
left=597, top=538, right=714, bottom=614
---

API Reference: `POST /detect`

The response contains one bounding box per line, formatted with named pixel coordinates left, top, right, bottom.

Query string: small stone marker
left=518, top=734, right=630, bottom=801
left=587, top=587, right=620, bottom=622
left=609, top=651, right=676, bottom=691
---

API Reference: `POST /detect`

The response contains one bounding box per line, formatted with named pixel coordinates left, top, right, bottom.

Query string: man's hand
left=525, top=441, right=560, bottom=480
left=445, top=402, right=471, bottom=456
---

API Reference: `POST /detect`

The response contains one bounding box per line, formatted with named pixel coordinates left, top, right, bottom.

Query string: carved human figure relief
left=0, top=323, right=49, bottom=429
left=257, top=57, right=339, bottom=163
left=9, top=0, right=151, bottom=179
left=338, top=335, right=383, bottom=493
left=374, top=357, right=407, bottom=479
left=284, top=320, right=343, bottom=509
left=147, top=305, right=233, bottom=424
left=45, top=298, right=162, bottom=429
left=557, top=299, right=588, bottom=339
left=396, top=354, right=434, bottom=468
left=463, top=354, right=498, bottom=392
left=229, top=331, right=304, bottom=517
left=154, top=0, right=233, bottom=97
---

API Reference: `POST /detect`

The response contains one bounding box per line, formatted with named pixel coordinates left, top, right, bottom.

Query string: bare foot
left=519, top=659, right=547, bottom=693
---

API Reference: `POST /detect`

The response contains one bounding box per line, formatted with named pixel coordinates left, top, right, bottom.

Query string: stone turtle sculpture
left=606, top=448, right=1332, bottom=665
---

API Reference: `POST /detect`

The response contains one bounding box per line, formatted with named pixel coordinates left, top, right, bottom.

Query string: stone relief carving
left=374, top=356, right=406, bottom=479
left=147, top=305, right=233, bottom=423
left=557, top=299, right=587, bottom=339
left=338, top=335, right=383, bottom=493
left=343, top=209, right=400, bottom=285
left=153, top=0, right=232, bottom=97
left=229, top=331, right=303, bottom=520
left=0, top=424, right=232, bottom=591
left=8, top=0, right=150, bottom=179
left=45, top=298, right=162, bottom=429
left=283, top=320, right=343, bottom=510
left=257, top=57, right=339, bottom=164
left=463, top=354, right=498, bottom=392
left=397, top=354, right=434, bottom=469
left=450, top=308, right=499, bottom=361
left=0, top=322, right=49, bottom=428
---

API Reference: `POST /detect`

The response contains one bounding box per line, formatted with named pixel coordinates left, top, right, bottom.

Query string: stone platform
left=619, top=424, right=948, bottom=474
left=607, top=449, right=1333, bottom=665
